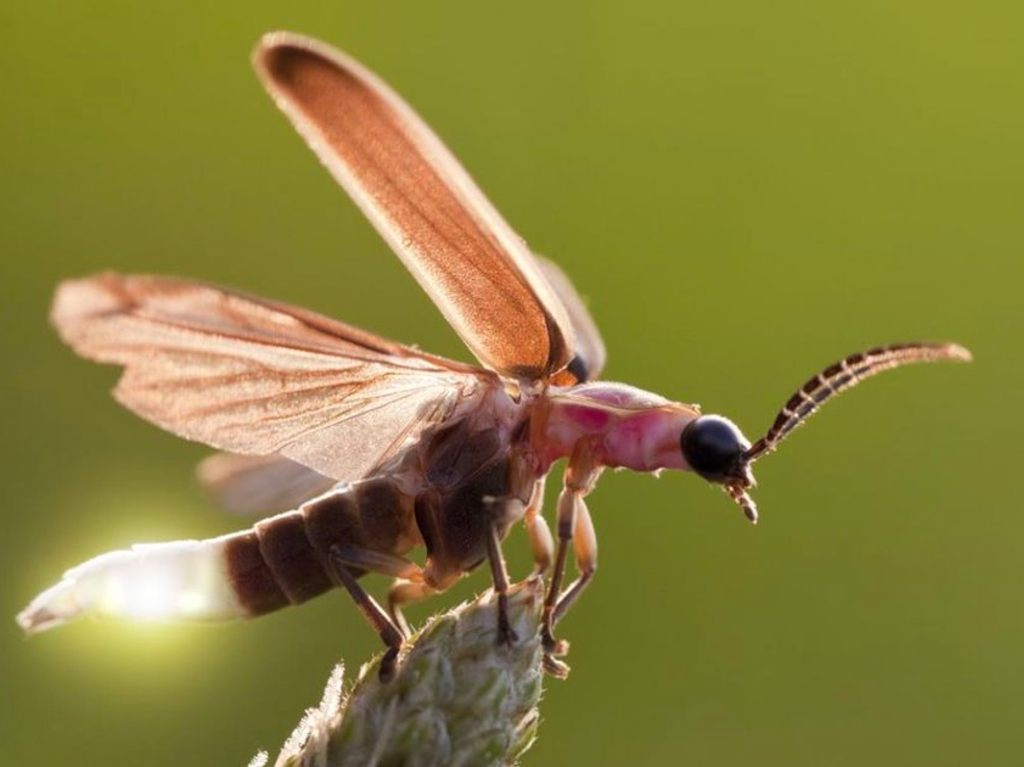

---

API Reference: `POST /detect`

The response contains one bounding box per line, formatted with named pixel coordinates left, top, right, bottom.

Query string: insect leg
left=333, top=546, right=431, bottom=639
left=328, top=546, right=406, bottom=682
left=522, top=478, right=553, bottom=576
left=387, top=580, right=436, bottom=638
left=541, top=445, right=601, bottom=676
left=486, top=522, right=518, bottom=646
left=553, top=500, right=597, bottom=626
left=331, top=546, right=424, bottom=583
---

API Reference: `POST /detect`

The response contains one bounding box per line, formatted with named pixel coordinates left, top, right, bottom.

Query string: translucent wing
left=254, top=32, right=575, bottom=381
left=196, top=452, right=338, bottom=516
left=52, top=273, right=493, bottom=482
left=536, top=256, right=606, bottom=383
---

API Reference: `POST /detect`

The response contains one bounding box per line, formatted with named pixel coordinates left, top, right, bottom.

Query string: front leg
left=553, top=500, right=597, bottom=626
left=542, top=443, right=602, bottom=677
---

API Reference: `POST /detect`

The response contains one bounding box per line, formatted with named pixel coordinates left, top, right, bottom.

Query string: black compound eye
left=680, top=415, right=750, bottom=483
left=566, top=355, right=590, bottom=383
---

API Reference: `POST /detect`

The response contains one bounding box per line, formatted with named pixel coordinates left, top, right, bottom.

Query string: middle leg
left=522, top=478, right=554, bottom=576
left=387, top=579, right=436, bottom=638
left=486, top=521, right=518, bottom=646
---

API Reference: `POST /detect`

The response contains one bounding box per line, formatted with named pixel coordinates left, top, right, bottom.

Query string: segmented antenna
left=745, top=342, right=971, bottom=462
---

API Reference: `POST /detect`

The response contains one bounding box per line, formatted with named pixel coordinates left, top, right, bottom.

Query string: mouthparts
left=726, top=484, right=759, bottom=524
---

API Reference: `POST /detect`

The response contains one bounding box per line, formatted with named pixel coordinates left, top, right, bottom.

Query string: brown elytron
left=17, top=32, right=972, bottom=682
left=256, top=35, right=574, bottom=381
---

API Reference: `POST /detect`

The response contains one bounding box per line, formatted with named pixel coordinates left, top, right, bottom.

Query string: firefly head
left=679, top=341, right=972, bottom=525
left=680, top=415, right=753, bottom=487
left=680, top=414, right=759, bottom=522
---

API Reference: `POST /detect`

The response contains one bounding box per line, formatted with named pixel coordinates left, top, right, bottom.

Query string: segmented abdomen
left=17, top=477, right=418, bottom=633
left=224, top=477, right=417, bottom=616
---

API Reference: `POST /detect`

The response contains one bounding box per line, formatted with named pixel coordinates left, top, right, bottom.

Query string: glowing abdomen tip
left=17, top=580, right=80, bottom=635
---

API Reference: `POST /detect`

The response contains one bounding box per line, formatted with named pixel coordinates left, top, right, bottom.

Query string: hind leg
left=328, top=547, right=425, bottom=681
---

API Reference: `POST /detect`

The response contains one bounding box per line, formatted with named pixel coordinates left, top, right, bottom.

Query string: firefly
left=17, top=32, right=971, bottom=679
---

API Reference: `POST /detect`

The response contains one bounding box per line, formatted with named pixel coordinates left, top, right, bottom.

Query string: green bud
left=252, top=578, right=546, bottom=767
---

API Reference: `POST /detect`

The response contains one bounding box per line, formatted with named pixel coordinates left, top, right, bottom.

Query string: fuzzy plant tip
left=256, top=577, right=546, bottom=767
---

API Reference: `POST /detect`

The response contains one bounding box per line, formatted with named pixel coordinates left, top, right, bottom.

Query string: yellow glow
left=177, top=592, right=206, bottom=615
left=75, top=541, right=240, bottom=624
left=120, top=570, right=180, bottom=621
left=100, top=580, right=127, bottom=614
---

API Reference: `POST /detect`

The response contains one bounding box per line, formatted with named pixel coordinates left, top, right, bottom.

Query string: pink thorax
left=533, top=382, right=700, bottom=474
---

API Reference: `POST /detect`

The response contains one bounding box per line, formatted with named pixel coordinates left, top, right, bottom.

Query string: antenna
left=745, top=342, right=972, bottom=463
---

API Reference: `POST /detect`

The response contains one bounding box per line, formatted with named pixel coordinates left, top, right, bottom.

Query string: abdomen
left=17, top=477, right=417, bottom=633
left=226, top=477, right=418, bottom=615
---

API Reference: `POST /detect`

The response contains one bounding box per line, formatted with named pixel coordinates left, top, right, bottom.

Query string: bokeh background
left=2, top=1, right=1021, bottom=764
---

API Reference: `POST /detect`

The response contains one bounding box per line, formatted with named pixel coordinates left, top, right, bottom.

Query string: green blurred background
left=1, top=1, right=1020, bottom=764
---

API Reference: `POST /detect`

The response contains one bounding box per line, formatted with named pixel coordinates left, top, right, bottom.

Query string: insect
left=17, top=31, right=971, bottom=680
